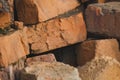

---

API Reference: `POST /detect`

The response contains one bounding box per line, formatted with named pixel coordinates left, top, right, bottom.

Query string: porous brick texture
left=0, top=0, right=120, bottom=80
left=19, top=62, right=81, bottom=80
left=15, top=0, right=80, bottom=25
left=86, top=2, right=120, bottom=39
left=26, top=12, right=86, bottom=53
left=0, top=28, right=29, bottom=67
left=76, top=39, right=120, bottom=66
left=78, top=57, right=120, bottom=80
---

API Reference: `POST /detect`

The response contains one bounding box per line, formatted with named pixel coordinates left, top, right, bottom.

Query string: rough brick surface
left=0, top=28, right=29, bottom=67
left=0, top=12, right=11, bottom=29
left=26, top=53, right=56, bottom=65
left=76, top=39, right=120, bottom=66
left=19, top=62, right=81, bottom=80
left=86, top=2, right=120, bottom=39
left=26, top=13, right=86, bottom=53
left=78, top=57, right=120, bottom=80
left=15, top=0, right=80, bottom=25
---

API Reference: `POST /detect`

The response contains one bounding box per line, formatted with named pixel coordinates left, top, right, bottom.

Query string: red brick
left=15, top=0, right=80, bottom=24
left=76, top=39, right=120, bottom=66
left=26, top=13, right=86, bottom=53
left=86, top=2, right=120, bottom=39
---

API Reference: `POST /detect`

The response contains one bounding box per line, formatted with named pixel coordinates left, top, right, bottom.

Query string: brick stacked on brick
left=26, top=12, right=86, bottom=53
left=15, top=0, right=80, bottom=25
left=0, top=0, right=120, bottom=80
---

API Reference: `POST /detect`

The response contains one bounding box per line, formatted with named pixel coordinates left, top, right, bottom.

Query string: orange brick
left=76, top=39, right=120, bottom=66
left=15, top=0, right=80, bottom=24
left=26, top=13, right=86, bottom=53
left=0, top=28, right=29, bottom=67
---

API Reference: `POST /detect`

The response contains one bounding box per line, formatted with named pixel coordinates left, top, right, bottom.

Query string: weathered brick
left=78, top=57, right=120, bottom=80
left=26, top=53, right=56, bottom=65
left=26, top=12, right=86, bottom=53
left=0, top=28, right=29, bottom=67
left=86, top=2, right=120, bottom=39
left=15, top=0, right=80, bottom=25
left=76, top=39, right=120, bottom=66
left=20, top=62, right=81, bottom=80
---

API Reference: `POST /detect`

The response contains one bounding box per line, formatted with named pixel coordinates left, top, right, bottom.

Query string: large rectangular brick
left=15, top=0, right=80, bottom=25
left=0, top=28, right=29, bottom=67
left=26, top=12, right=86, bottom=53
left=86, top=2, right=120, bottom=39
left=76, top=39, right=120, bottom=66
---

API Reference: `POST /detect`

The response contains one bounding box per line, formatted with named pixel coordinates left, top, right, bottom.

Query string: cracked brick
left=26, top=12, right=86, bottom=54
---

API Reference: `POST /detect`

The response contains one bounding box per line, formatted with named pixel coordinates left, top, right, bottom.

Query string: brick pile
left=0, top=0, right=120, bottom=80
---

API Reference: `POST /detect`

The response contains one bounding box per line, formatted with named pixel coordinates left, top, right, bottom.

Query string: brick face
left=86, top=2, right=120, bottom=39
left=15, top=0, right=80, bottom=25
left=76, top=39, right=120, bottom=66
left=26, top=13, right=86, bottom=53
left=0, top=28, right=29, bottom=67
